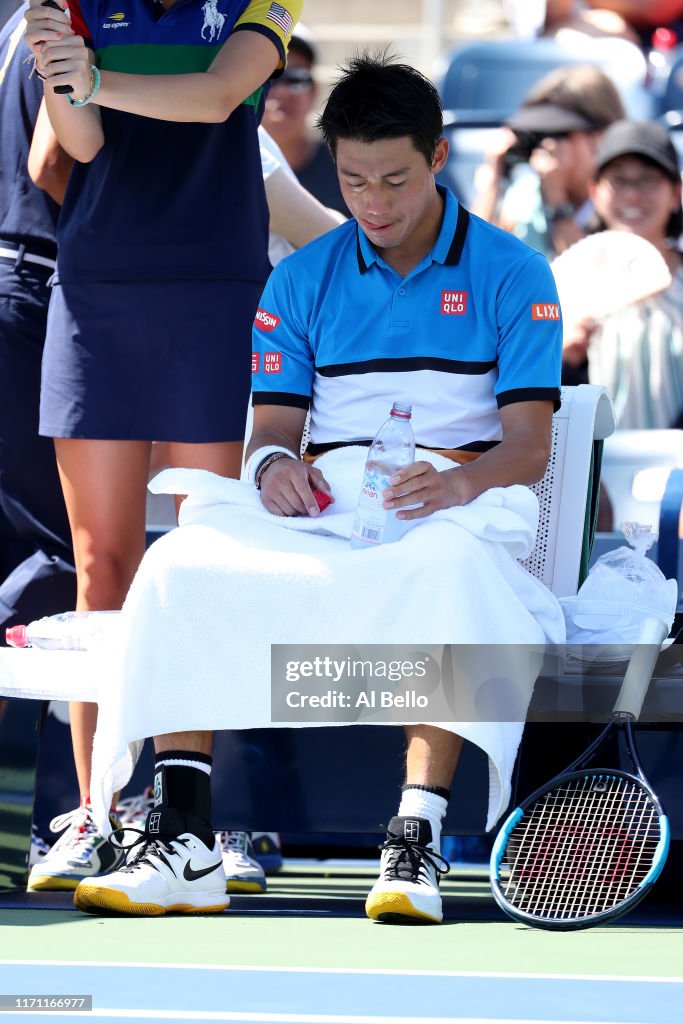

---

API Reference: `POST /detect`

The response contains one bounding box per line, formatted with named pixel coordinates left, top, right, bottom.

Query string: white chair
left=522, top=384, right=616, bottom=598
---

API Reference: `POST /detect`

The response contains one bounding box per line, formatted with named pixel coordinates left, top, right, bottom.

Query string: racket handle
left=612, top=616, right=668, bottom=721
left=42, top=0, right=73, bottom=94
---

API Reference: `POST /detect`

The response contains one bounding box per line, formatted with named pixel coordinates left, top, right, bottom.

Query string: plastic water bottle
left=5, top=610, right=120, bottom=651
left=350, top=401, right=416, bottom=549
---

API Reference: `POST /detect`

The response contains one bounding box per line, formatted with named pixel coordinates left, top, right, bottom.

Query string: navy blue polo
left=56, top=0, right=301, bottom=283
left=251, top=186, right=562, bottom=450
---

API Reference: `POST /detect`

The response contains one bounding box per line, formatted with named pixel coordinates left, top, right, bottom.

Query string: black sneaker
left=365, top=816, right=450, bottom=924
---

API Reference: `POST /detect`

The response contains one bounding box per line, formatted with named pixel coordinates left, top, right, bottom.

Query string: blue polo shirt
left=56, top=0, right=301, bottom=283
left=251, top=187, right=562, bottom=450
left=0, top=5, right=60, bottom=260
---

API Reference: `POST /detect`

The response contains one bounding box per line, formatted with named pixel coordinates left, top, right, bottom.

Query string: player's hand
left=25, top=1, right=72, bottom=58
left=259, top=458, right=334, bottom=517
left=382, top=461, right=474, bottom=518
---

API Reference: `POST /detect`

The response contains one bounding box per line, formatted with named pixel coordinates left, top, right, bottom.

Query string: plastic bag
left=560, top=522, right=677, bottom=657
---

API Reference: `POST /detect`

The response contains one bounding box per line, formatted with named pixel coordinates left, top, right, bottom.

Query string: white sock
left=398, top=786, right=448, bottom=854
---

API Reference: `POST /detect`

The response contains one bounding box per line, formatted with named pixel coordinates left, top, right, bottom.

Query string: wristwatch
left=544, top=202, right=575, bottom=225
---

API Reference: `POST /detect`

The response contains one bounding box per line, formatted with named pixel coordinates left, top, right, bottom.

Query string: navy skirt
left=40, top=278, right=264, bottom=442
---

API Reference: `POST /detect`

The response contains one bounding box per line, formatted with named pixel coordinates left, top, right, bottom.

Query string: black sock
left=152, top=750, right=214, bottom=849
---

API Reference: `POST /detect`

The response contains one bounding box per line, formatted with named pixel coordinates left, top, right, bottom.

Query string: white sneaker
left=365, top=816, right=450, bottom=924
left=27, top=805, right=125, bottom=892
left=217, top=831, right=267, bottom=894
left=29, top=824, right=51, bottom=868
left=74, top=823, right=229, bottom=916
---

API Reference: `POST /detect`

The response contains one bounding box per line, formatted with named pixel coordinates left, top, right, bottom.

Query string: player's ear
left=431, top=137, right=449, bottom=175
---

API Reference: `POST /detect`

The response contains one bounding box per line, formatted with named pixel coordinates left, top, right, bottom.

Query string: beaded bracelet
left=255, top=451, right=296, bottom=490
left=67, top=64, right=101, bottom=107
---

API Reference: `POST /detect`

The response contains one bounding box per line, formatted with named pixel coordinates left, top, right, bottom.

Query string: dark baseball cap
left=289, top=22, right=318, bottom=64
left=595, top=119, right=680, bottom=179
left=506, top=102, right=600, bottom=136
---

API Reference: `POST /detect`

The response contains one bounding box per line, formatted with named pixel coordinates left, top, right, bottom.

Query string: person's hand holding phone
left=25, top=1, right=89, bottom=99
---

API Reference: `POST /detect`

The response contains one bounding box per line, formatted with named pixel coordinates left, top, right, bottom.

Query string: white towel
left=91, top=447, right=565, bottom=834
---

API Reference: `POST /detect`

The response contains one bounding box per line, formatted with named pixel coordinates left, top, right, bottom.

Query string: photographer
left=472, top=64, right=625, bottom=257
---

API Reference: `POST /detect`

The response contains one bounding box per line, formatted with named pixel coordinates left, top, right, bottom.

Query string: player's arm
left=28, top=98, right=74, bottom=203
left=27, top=0, right=302, bottom=128
left=248, top=261, right=334, bottom=517
left=247, top=405, right=333, bottom=518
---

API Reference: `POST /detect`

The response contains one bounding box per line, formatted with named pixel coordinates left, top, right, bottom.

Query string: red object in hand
left=312, top=488, right=332, bottom=512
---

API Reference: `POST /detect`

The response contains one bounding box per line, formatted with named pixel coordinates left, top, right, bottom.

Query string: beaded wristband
left=67, top=64, right=101, bottom=107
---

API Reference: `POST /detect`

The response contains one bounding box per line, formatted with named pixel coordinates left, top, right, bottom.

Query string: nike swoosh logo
left=183, top=860, right=222, bottom=882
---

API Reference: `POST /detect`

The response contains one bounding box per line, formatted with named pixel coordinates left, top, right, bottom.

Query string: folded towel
left=91, top=447, right=565, bottom=834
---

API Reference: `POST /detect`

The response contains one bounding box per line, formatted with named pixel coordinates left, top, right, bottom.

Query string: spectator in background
left=562, top=119, right=683, bottom=428
left=472, top=65, right=625, bottom=258
left=261, top=23, right=349, bottom=216
left=543, top=0, right=641, bottom=42
left=0, top=6, right=75, bottom=647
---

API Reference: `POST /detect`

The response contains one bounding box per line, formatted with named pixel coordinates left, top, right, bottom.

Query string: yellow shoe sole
left=74, top=885, right=229, bottom=916
left=226, top=880, right=267, bottom=894
left=27, top=876, right=80, bottom=893
left=365, top=891, right=441, bottom=924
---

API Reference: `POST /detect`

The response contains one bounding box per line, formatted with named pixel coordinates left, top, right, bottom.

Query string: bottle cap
left=6, top=624, right=28, bottom=648
left=312, top=488, right=333, bottom=512
left=391, top=401, right=412, bottom=418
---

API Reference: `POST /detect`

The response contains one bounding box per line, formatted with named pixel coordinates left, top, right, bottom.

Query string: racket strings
left=501, top=775, right=661, bottom=920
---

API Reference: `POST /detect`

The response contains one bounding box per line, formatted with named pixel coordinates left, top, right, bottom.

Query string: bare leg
left=404, top=725, right=463, bottom=788
left=55, top=438, right=152, bottom=799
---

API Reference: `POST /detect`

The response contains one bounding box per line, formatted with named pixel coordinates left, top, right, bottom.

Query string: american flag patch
left=266, top=2, right=294, bottom=35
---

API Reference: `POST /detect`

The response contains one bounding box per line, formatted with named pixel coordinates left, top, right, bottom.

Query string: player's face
left=336, top=135, right=448, bottom=256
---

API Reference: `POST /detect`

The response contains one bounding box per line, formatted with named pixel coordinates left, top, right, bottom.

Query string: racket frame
left=490, top=718, right=670, bottom=930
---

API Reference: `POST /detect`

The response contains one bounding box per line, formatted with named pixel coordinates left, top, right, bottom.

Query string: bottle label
left=351, top=462, right=409, bottom=546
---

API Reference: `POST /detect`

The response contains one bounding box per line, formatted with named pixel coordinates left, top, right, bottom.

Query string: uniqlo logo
left=441, top=290, right=467, bottom=315
left=532, top=303, right=560, bottom=320
left=404, top=819, right=419, bottom=842
left=251, top=353, right=260, bottom=374
left=264, top=352, right=282, bottom=374
left=254, top=308, right=281, bottom=332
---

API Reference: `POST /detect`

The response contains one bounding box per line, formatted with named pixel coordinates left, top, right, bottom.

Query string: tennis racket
left=490, top=616, right=670, bottom=930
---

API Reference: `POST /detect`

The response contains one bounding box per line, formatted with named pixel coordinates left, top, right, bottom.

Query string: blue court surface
left=0, top=864, right=681, bottom=1024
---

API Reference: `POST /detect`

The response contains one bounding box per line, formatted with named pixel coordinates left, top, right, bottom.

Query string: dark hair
left=316, top=51, right=443, bottom=165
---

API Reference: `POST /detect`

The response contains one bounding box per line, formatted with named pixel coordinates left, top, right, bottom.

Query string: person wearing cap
left=472, top=64, right=625, bottom=258
left=261, top=23, right=349, bottom=216
left=562, top=119, right=683, bottom=428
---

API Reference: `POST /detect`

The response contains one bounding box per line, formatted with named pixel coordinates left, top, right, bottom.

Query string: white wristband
left=244, top=445, right=299, bottom=486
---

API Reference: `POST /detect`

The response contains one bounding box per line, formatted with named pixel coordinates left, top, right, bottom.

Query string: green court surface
left=2, top=863, right=682, bottom=978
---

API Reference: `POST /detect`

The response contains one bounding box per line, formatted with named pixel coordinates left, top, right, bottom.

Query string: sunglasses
left=277, top=68, right=314, bottom=93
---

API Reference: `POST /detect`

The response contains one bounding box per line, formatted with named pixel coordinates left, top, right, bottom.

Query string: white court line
left=0, top=1013, right=656, bottom=1024
left=1, top=961, right=682, bottom=985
